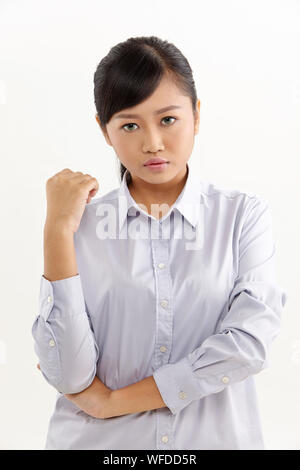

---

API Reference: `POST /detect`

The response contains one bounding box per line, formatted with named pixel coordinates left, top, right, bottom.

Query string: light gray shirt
left=31, top=162, right=287, bottom=450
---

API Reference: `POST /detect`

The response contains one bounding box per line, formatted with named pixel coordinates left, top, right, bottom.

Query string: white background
left=0, top=0, right=299, bottom=450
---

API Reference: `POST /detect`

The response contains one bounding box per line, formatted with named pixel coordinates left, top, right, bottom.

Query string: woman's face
left=96, top=75, right=200, bottom=186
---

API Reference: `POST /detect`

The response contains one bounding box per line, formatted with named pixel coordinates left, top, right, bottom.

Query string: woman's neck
left=127, top=165, right=188, bottom=220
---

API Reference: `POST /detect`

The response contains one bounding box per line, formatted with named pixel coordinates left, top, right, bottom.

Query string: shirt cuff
left=153, top=356, right=201, bottom=415
left=39, top=274, right=86, bottom=322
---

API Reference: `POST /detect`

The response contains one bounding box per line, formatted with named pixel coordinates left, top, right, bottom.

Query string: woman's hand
left=45, top=168, right=99, bottom=234
left=37, top=363, right=112, bottom=419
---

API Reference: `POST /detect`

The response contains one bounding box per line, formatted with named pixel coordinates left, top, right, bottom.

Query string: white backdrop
left=0, top=0, right=299, bottom=450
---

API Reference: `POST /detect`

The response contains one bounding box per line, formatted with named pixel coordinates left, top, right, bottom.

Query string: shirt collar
left=118, top=162, right=208, bottom=233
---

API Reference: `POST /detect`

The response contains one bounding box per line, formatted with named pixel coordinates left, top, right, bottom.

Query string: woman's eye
left=122, top=123, right=138, bottom=132
left=121, top=116, right=177, bottom=132
left=162, top=116, right=177, bottom=126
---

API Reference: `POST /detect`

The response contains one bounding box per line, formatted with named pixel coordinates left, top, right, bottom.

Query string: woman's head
left=93, top=36, right=200, bottom=185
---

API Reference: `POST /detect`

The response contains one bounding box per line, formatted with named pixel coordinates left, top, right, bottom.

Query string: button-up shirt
left=31, top=162, right=287, bottom=450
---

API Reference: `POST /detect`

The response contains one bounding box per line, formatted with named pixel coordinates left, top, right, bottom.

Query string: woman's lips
left=144, top=162, right=169, bottom=171
left=144, top=157, right=168, bottom=165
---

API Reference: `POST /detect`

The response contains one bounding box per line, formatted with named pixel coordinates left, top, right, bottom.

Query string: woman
left=32, top=35, right=287, bottom=450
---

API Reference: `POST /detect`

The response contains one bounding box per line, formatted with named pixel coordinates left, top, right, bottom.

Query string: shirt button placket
left=151, top=231, right=174, bottom=450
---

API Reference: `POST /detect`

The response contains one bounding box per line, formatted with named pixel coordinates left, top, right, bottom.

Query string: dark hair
left=93, top=35, right=198, bottom=184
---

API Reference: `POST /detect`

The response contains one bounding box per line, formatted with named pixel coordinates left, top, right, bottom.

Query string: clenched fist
left=45, top=168, right=99, bottom=233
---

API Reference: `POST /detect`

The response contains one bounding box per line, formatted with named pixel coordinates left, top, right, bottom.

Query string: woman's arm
left=43, top=221, right=78, bottom=281
left=106, top=376, right=167, bottom=418
left=66, top=374, right=166, bottom=419
left=37, top=364, right=166, bottom=418
left=64, top=375, right=113, bottom=419
left=37, top=364, right=111, bottom=418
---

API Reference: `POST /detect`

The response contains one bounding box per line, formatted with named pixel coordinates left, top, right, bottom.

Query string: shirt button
left=158, top=263, right=165, bottom=269
left=47, top=296, right=52, bottom=303
left=49, top=339, right=56, bottom=347
left=160, top=300, right=168, bottom=308
left=161, top=435, right=169, bottom=443
left=222, top=376, right=229, bottom=384
left=160, top=346, right=167, bottom=352
left=179, top=391, right=187, bottom=399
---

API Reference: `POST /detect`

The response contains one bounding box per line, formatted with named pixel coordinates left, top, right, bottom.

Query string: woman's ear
left=194, top=99, right=201, bottom=135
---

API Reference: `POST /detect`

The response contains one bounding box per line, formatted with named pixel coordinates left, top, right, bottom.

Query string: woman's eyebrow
left=113, top=105, right=182, bottom=120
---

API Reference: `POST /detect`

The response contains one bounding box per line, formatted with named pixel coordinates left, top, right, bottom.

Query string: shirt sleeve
left=153, top=195, right=288, bottom=415
left=31, top=273, right=100, bottom=394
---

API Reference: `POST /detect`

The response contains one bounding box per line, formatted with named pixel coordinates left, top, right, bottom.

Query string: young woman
left=32, top=35, right=287, bottom=450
